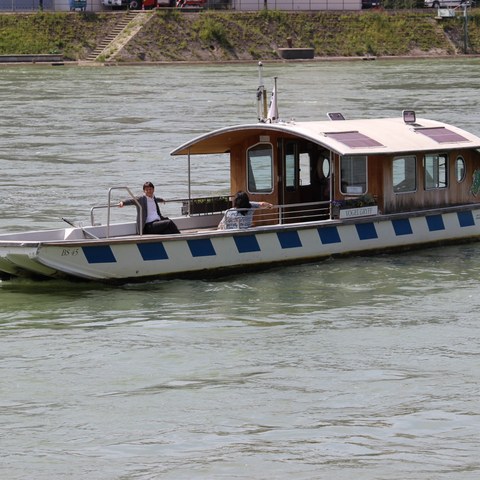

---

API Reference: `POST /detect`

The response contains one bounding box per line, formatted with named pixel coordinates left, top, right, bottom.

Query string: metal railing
left=89, top=190, right=338, bottom=238
left=263, top=200, right=331, bottom=224
left=230, top=0, right=360, bottom=10
left=0, top=0, right=362, bottom=11
left=90, top=186, right=142, bottom=238
left=219, top=200, right=331, bottom=228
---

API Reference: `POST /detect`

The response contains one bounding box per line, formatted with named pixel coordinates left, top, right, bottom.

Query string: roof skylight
left=415, top=127, right=468, bottom=143
left=324, top=131, right=384, bottom=148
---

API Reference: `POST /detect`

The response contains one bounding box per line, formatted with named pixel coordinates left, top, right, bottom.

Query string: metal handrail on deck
left=90, top=186, right=142, bottom=239
left=275, top=200, right=331, bottom=224
left=89, top=192, right=333, bottom=237
left=224, top=200, right=331, bottom=228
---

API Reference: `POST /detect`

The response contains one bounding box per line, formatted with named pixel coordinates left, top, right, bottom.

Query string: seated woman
left=219, top=191, right=272, bottom=230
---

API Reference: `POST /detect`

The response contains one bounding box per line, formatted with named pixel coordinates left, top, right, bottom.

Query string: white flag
left=267, top=81, right=278, bottom=122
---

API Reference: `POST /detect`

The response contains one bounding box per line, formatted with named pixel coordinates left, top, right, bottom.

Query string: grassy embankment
left=1, top=9, right=480, bottom=62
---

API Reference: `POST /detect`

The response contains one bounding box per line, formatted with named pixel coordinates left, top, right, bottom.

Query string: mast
left=256, top=61, right=268, bottom=122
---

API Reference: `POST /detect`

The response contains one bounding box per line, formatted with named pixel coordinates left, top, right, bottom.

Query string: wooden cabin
left=172, top=112, right=480, bottom=224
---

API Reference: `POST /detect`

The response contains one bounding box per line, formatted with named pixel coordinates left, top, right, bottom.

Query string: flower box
left=182, top=196, right=231, bottom=215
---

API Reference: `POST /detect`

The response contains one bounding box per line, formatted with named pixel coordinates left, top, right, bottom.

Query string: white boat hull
left=1, top=206, right=479, bottom=282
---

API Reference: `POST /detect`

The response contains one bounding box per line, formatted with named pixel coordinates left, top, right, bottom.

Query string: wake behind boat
left=2, top=65, right=480, bottom=282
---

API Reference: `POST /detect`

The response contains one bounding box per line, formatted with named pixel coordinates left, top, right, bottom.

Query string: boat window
left=455, top=156, right=466, bottom=182
left=285, top=142, right=296, bottom=190
left=425, top=154, right=448, bottom=190
left=340, top=155, right=367, bottom=194
left=299, top=153, right=311, bottom=186
left=284, top=142, right=312, bottom=190
left=247, top=143, right=273, bottom=193
left=321, top=157, right=330, bottom=178
left=393, top=155, right=416, bottom=193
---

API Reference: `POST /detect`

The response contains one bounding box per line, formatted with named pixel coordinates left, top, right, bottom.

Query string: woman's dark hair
left=233, top=191, right=251, bottom=216
left=143, top=181, right=155, bottom=190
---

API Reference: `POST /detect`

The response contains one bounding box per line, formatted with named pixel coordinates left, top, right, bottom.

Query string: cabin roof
left=170, top=116, right=480, bottom=157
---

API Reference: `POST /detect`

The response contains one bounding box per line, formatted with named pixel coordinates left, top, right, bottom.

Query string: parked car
left=362, top=0, right=381, bottom=8
left=102, top=0, right=129, bottom=7
left=128, top=0, right=174, bottom=8
left=424, top=0, right=473, bottom=7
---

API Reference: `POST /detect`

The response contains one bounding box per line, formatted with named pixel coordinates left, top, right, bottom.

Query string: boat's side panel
left=0, top=245, right=59, bottom=278
left=30, top=208, right=480, bottom=281
left=0, top=257, right=23, bottom=276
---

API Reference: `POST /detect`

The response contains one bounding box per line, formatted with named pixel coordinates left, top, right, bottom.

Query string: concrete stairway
left=85, top=11, right=151, bottom=62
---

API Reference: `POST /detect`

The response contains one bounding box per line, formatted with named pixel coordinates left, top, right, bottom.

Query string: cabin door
left=279, top=140, right=319, bottom=205
left=279, top=140, right=333, bottom=222
left=279, top=140, right=313, bottom=206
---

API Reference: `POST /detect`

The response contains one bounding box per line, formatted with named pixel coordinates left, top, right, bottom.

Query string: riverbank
left=0, top=9, right=479, bottom=62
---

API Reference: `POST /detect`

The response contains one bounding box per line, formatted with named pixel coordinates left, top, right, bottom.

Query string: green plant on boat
left=182, top=196, right=231, bottom=215
left=333, top=194, right=377, bottom=209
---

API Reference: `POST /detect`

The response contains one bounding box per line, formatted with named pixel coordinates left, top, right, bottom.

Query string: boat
left=2, top=66, right=480, bottom=282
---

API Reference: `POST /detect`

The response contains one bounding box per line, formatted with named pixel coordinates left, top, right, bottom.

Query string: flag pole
left=263, top=83, right=268, bottom=121
left=267, top=76, right=278, bottom=123
left=273, top=76, right=278, bottom=120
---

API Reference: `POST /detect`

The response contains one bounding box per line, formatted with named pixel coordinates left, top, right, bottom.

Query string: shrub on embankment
left=1, top=9, right=480, bottom=61
left=0, top=12, right=122, bottom=59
